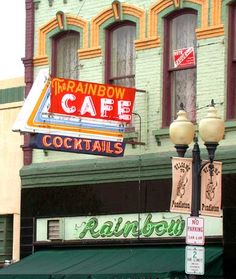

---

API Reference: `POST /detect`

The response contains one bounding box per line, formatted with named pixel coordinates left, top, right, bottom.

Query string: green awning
left=0, top=246, right=223, bottom=279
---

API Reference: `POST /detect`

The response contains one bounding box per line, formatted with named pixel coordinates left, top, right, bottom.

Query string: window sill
left=124, top=130, right=145, bottom=147
left=225, top=121, right=236, bottom=132
left=152, top=128, right=169, bottom=146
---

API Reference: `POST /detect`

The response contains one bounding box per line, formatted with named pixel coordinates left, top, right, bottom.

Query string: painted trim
left=191, top=0, right=225, bottom=39
left=78, top=47, right=102, bottom=59
left=196, top=24, right=224, bottom=39
left=33, top=56, right=49, bottom=66
left=147, top=0, right=225, bottom=46
left=20, top=146, right=236, bottom=188
left=149, top=0, right=173, bottom=39
left=185, top=0, right=208, bottom=27
left=33, top=1, right=226, bottom=62
left=135, top=37, right=161, bottom=50
left=88, top=3, right=146, bottom=57
left=212, top=0, right=222, bottom=25
left=34, top=14, right=88, bottom=66
left=0, top=101, right=23, bottom=110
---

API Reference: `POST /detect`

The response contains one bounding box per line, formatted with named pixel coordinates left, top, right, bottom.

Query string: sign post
left=185, top=216, right=205, bottom=276
left=185, top=246, right=205, bottom=275
left=186, top=217, right=204, bottom=245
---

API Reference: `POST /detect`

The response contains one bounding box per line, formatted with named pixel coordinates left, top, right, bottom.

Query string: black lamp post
left=169, top=100, right=225, bottom=278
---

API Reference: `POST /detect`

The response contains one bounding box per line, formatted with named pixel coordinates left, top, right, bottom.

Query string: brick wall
left=31, top=0, right=231, bottom=163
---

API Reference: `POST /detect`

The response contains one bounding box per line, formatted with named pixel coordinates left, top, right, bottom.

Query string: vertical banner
left=170, top=157, right=192, bottom=214
left=201, top=161, right=222, bottom=217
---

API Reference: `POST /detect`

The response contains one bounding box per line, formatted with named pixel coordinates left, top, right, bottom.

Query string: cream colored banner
left=170, top=157, right=192, bottom=214
left=200, top=161, right=222, bottom=217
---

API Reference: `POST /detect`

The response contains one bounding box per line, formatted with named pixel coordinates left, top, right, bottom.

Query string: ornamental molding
left=33, top=0, right=225, bottom=64
left=90, top=3, right=146, bottom=55
left=34, top=14, right=88, bottom=66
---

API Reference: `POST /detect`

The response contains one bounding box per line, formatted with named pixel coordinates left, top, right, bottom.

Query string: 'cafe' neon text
left=49, top=78, right=136, bottom=123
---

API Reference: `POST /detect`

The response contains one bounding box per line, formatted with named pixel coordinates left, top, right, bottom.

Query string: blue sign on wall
left=30, top=133, right=126, bottom=157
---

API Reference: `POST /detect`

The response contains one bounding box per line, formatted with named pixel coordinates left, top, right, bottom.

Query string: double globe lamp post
left=169, top=100, right=225, bottom=278
left=169, top=100, right=225, bottom=217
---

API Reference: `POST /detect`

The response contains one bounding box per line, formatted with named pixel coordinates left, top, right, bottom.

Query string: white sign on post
left=185, top=246, right=205, bottom=275
left=186, top=217, right=205, bottom=245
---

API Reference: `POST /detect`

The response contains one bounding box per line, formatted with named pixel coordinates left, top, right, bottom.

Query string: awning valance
left=0, top=246, right=223, bottom=279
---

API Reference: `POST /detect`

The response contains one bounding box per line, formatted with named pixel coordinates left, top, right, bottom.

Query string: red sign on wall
left=49, top=78, right=136, bottom=124
left=173, top=47, right=195, bottom=68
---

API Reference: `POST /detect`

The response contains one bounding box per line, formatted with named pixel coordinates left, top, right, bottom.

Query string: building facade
left=1, top=0, right=236, bottom=278
left=0, top=78, right=24, bottom=265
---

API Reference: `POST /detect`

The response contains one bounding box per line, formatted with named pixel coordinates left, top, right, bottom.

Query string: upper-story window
left=227, top=3, right=236, bottom=120
left=105, top=21, right=136, bottom=88
left=163, top=9, right=197, bottom=127
left=51, top=31, right=80, bottom=80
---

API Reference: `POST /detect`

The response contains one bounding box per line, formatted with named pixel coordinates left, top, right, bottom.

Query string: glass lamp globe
left=169, top=109, right=195, bottom=146
left=199, top=104, right=225, bottom=144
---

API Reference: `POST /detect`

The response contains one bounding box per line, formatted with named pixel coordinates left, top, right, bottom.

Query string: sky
left=0, top=0, right=25, bottom=80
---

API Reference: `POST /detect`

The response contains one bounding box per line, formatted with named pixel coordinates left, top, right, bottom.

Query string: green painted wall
left=22, top=0, right=236, bottom=185
left=0, top=87, right=24, bottom=104
left=21, top=146, right=236, bottom=188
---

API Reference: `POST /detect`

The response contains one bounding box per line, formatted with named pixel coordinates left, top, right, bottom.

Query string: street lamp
left=169, top=100, right=225, bottom=278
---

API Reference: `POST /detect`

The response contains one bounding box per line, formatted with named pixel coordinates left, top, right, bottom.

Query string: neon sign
left=30, top=133, right=126, bottom=157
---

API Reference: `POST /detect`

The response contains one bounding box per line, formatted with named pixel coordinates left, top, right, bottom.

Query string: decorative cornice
left=48, top=0, right=53, bottom=7
left=34, top=14, right=88, bottom=66
left=67, top=15, right=89, bottom=48
left=122, top=3, right=146, bottom=40
left=212, top=0, right=221, bottom=25
left=186, top=0, right=209, bottom=27
left=20, top=146, right=236, bottom=188
left=20, top=153, right=173, bottom=188
left=135, top=37, right=161, bottom=50
left=149, top=0, right=210, bottom=47
left=91, top=3, right=146, bottom=51
left=196, top=24, right=224, bottom=40
left=91, top=8, right=113, bottom=48
left=33, top=0, right=226, bottom=62
left=78, top=47, right=102, bottom=59
left=173, top=0, right=182, bottom=8
left=33, top=55, right=49, bottom=66
left=149, top=0, right=173, bottom=38
left=33, top=0, right=40, bottom=10
left=112, top=1, right=122, bottom=21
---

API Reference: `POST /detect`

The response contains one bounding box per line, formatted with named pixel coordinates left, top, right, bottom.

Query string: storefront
left=0, top=246, right=222, bottom=279
left=0, top=166, right=226, bottom=278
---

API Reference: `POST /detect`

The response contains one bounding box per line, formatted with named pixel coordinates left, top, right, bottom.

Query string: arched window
left=163, top=9, right=197, bottom=127
left=227, top=3, right=236, bottom=120
left=51, top=31, right=80, bottom=80
left=105, top=21, right=136, bottom=88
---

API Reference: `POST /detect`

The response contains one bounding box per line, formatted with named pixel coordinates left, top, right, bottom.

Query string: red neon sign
left=49, top=78, right=136, bottom=124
